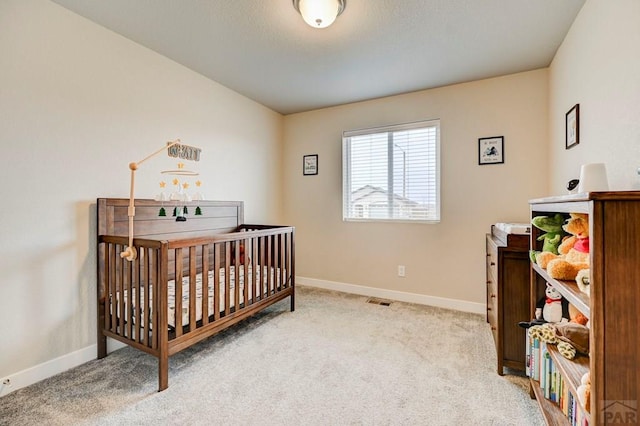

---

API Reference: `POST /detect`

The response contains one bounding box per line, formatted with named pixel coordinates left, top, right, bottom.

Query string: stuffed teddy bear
left=536, top=213, right=590, bottom=280
left=568, top=302, right=588, bottom=326
left=529, top=214, right=566, bottom=263
left=577, top=372, right=591, bottom=413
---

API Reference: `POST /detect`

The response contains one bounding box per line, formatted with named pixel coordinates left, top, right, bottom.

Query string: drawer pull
left=487, top=307, right=492, bottom=311
left=490, top=262, right=496, bottom=266
left=486, top=280, right=492, bottom=284
left=491, top=327, right=497, bottom=331
left=490, top=294, right=496, bottom=298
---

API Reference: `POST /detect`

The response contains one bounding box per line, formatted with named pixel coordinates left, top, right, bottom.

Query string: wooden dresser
left=485, top=225, right=530, bottom=375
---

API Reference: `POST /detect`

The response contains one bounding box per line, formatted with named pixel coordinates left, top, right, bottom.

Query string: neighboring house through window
left=342, top=120, right=440, bottom=222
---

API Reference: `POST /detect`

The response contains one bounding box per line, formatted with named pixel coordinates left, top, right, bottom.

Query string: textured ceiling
left=51, top=0, right=585, bottom=115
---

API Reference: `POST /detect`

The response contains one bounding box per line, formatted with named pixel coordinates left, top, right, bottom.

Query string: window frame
left=342, top=119, right=441, bottom=224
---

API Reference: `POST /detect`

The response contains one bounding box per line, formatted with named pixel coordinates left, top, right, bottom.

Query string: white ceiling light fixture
left=293, top=0, right=346, bottom=29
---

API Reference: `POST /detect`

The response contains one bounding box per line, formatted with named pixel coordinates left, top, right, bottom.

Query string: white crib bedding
left=114, top=265, right=284, bottom=329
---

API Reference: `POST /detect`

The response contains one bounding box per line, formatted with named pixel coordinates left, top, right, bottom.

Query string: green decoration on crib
left=158, top=207, right=166, bottom=217
left=183, top=206, right=188, bottom=215
left=195, top=206, right=202, bottom=216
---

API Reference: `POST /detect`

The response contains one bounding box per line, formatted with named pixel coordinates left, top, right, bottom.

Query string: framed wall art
left=303, top=154, right=318, bottom=175
left=566, top=104, right=580, bottom=149
left=478, top=136, right=504, bottom=165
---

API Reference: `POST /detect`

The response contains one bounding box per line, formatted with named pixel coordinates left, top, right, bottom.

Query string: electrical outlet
left=397, top=265, right=406, bottom=277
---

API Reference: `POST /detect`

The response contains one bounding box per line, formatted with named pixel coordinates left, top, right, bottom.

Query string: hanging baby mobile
left=155, top=141, right=204, bottom=221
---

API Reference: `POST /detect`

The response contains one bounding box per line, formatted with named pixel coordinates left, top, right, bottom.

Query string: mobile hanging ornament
left=154, top=142, right=204, bottom=220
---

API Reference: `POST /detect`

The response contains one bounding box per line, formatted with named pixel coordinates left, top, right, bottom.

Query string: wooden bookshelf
left=530, top=379, right=570, bottom=426
left=529, top=191, right=640, bottom=425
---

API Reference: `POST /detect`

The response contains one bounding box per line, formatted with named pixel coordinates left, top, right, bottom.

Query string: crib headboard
left=97, top=198, right=244, bottom=239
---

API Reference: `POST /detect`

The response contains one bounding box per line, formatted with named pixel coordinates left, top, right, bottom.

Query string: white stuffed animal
left=577, top=372, right=591, bottom=413
left=542, top=283, right=564, bottom=323
left=576, top=268, right=590, bottom=296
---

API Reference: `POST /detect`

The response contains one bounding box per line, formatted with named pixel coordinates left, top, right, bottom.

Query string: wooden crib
left=97, top=198, right=295, bottom=391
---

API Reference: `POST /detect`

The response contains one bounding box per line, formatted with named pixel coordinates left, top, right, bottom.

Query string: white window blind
left=342, top=120, right=440, bottom=223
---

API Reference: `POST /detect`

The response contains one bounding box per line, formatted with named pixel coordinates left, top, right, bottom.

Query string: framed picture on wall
left=478, top=136, right=504, bottom=165
left=303, top=154, right=318, bottom=175
left=566, top=103, right=580, bottom=149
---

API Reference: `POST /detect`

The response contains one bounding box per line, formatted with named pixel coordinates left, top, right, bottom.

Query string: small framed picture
left=303, top=154, right=318, bottom=175
left=478, top=136, right=504, bottom=165
left=566, top=104, right=580, bottom=149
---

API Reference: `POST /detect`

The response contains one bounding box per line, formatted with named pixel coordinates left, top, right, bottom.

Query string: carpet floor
left=0, top=286, right=543, bottom=425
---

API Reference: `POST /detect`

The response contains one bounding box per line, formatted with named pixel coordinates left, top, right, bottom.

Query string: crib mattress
left=114, top=266, right=284, bottom=329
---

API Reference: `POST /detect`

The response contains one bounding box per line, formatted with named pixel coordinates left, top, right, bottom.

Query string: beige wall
left=283, top=70, right=549, bottom=305
left=549, top=0, right=640, bottom=192
left=0, top=0, right=283, bottom=380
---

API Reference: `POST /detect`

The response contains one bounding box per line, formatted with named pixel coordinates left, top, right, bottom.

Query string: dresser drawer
left=486, top=237, right=498, bottom=281
left=486, top=278, right=498, bottom=339
left=486, top=278, right=497, bottom=311
left=487, top=299, right=498, bottom=342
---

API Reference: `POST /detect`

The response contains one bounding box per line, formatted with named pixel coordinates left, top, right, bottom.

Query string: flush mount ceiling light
left=293, top=0, right=346, bottom=29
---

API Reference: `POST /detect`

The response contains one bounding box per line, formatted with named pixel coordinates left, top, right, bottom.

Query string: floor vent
left=366, top=297, right=392, bottom=306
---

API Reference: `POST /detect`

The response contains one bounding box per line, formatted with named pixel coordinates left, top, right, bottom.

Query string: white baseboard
left=0, top=345, right=96, bottom=397
left=297, top=276, right=485, bottom=315
left=0, top=339, right=126, bottom=397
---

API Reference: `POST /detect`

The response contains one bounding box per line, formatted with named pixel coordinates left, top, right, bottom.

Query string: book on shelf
left=525, top=332, right=590, bottom=426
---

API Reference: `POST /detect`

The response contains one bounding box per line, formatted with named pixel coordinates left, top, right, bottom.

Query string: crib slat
left=279, top=234, right=283, bottom=290
left=157, top=244, right=169, bottom=390
left=142, top=248, right=149, bottom=347
left=290, top=229, right=296, bottom=311
left=282, top=233, right=287, bottom=288
left=151, top=248, right=159, bottom=350
left=254, top=237, right=259, bottom=300
left=224, top=242, right=231, bottom=316
left=252, top=236, right=258, bottom=302
left=106, top=244, right=114, bottom=332
left=189, top=246, right=197, bottom=332
left=233, top=242, right=240, bottom=312
left=246, top=237, right=253, bottom=304
left=134, top=254, right=141, bottom=342
left=201, top=244, right=209, bottom=326
left=127, top=256, right=134, bottom=339
left=266, top=235, right=272, bottom=296
left=214, top=243, right=221, bottom=321
left=285, top=233, right=291, bottom=288
left=112, top=244, right=119, bottom=334
left=174, top=248, right=183, bottom=337
left=243, top=238, right=249, bottom=307
left=277, top=234, right=282, bottom=292
left=273, top=235, right=278, bottom=292
left=259, top=237, right=265, bottom=300
left=281, top=234, right=286, bottom=288
left=118, top=249, right=125, bottom=335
